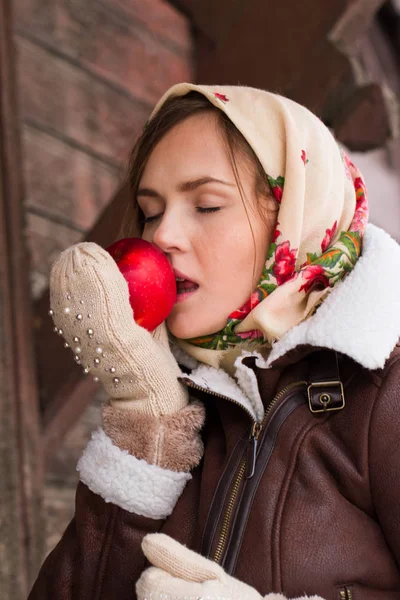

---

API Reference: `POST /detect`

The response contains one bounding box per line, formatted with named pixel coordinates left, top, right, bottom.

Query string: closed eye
left=143, top=214, right=161, bottom=224
left=196, top=206, right=221, bottom=214
left=143, top=206, right=221, bottom=225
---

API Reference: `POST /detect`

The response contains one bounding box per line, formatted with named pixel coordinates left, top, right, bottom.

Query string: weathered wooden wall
left=13, top=0, right=193, bottom=300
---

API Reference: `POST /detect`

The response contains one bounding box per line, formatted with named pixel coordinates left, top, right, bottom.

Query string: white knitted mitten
left=136, top=534, right=325, bottom=600
left=49, top=242, right=188, bottom=417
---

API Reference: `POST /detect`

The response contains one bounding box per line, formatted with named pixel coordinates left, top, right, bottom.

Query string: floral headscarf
left=148, top=84, right=368, bottom=364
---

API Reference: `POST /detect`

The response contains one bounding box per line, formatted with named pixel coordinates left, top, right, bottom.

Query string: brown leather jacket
left=28, top=343, right=400, bottom=600
left=29, top=225, right=400, bottom=599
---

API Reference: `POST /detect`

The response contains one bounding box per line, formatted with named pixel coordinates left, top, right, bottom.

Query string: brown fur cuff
left=102, top=401, right=205, bottom=472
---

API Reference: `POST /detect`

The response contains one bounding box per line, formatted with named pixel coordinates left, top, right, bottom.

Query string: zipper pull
left=246, top=422, right=261, bottom=479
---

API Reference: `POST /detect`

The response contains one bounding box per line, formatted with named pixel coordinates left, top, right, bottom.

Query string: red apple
left=106, top=238, right=176, bottom=332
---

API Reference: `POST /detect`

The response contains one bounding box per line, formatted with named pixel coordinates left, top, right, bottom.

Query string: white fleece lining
left=182, top=363, right=259, bottom=421
left=77, top=429, right=191, bottom=519
left=266, top=224, right=400, bottom=370
left=234, top=351, right=265, bottom=422
left=181, top=354, right=266, bottom=423
left=170, top=341, right=200, bottom=370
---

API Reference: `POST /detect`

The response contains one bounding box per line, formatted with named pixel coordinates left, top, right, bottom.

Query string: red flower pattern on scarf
left=229, top=292, right=260, bottom=320
left=236, top=329, right=264, bottom=340
left=214, top=93, right=229, bottom=103
left=272, top=222, right=281, bottom=242
left=321, top=220, right=338, bottom=252
left=343, top=152, right=354, bottom=180
left=272, top=185, right=283, bottom=203
left=350, top=177, right=368, bottom=234
left=273, top=241, right=297, bottom=285
left=299, top=265, right=330, bottom=294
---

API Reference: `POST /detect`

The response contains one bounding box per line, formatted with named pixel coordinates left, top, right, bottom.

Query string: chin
left=167, top=312, right=224, bottom=340
left=166, top=315, right=202, bottom=340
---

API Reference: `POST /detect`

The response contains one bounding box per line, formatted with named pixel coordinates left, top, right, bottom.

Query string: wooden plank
left=26, top=212, right=84, bottom=300
left=0, top=0, right=44, bottom=597
left=22, top=125, right=120, bottom=232
left=16, top=36, right=150, bottom=164
left=98, top=0, right=192, bottom=51
left=14, top=0, right=193, bottom=106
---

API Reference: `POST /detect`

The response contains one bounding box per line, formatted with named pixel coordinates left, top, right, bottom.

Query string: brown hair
left=118, top=91, right=278, bottom=240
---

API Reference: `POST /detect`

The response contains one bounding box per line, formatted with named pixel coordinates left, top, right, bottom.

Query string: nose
left=152, top=210, right=190, bottom=254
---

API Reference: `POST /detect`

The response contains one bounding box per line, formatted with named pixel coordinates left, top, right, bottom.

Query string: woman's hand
left=49, top=241, right=188, bottom=417
left=136, top=533, right=326, bottom=600
left=136, top=533, right=265, bottom=600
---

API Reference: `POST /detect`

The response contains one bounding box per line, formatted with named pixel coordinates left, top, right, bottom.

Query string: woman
left=29, top=83, right=400, bottom=600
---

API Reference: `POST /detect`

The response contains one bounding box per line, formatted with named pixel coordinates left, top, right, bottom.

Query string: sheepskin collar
left=172, top=224, right=400, bottom=421
left=265, top=223, right=400, bottom=371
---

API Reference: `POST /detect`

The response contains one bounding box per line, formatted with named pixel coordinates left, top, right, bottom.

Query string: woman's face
left=138, top=112, right=274, bottom=339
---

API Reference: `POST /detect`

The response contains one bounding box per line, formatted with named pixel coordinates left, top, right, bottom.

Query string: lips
left=173, top=268, right=196, bottom=283
left=173, top=269, right=199, bottom=296
left=176, top=280, right=199, bottom=293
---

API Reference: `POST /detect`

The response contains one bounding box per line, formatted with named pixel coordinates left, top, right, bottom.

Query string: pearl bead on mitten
left=136, top=534, right=326, bottom=600
left=49, top=242, right=205, bottom=473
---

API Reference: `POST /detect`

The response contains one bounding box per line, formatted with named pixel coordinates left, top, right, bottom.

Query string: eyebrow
left=137, top=176, right=235, bottom=198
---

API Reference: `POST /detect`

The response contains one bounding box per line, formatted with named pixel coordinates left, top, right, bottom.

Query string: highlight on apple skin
left=106, top=238, right=177, bottom=332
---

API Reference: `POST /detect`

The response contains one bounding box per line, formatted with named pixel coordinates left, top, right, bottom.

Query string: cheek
left=197, top=209, right=269, bottom=293
left=222, top=227, right=259, bottom=275
left=202, top=224, right=262, bottom=310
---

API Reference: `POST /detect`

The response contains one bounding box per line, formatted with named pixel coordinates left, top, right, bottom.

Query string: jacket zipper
left=212, top=456, right=247, bottom=563
left=245, top=379, right=307, bottom=478
left=340, top=587, right=353, bottom=600
left=179, top=377, right=256, bottom=423
left=207, top=379, right=308, bottom=564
